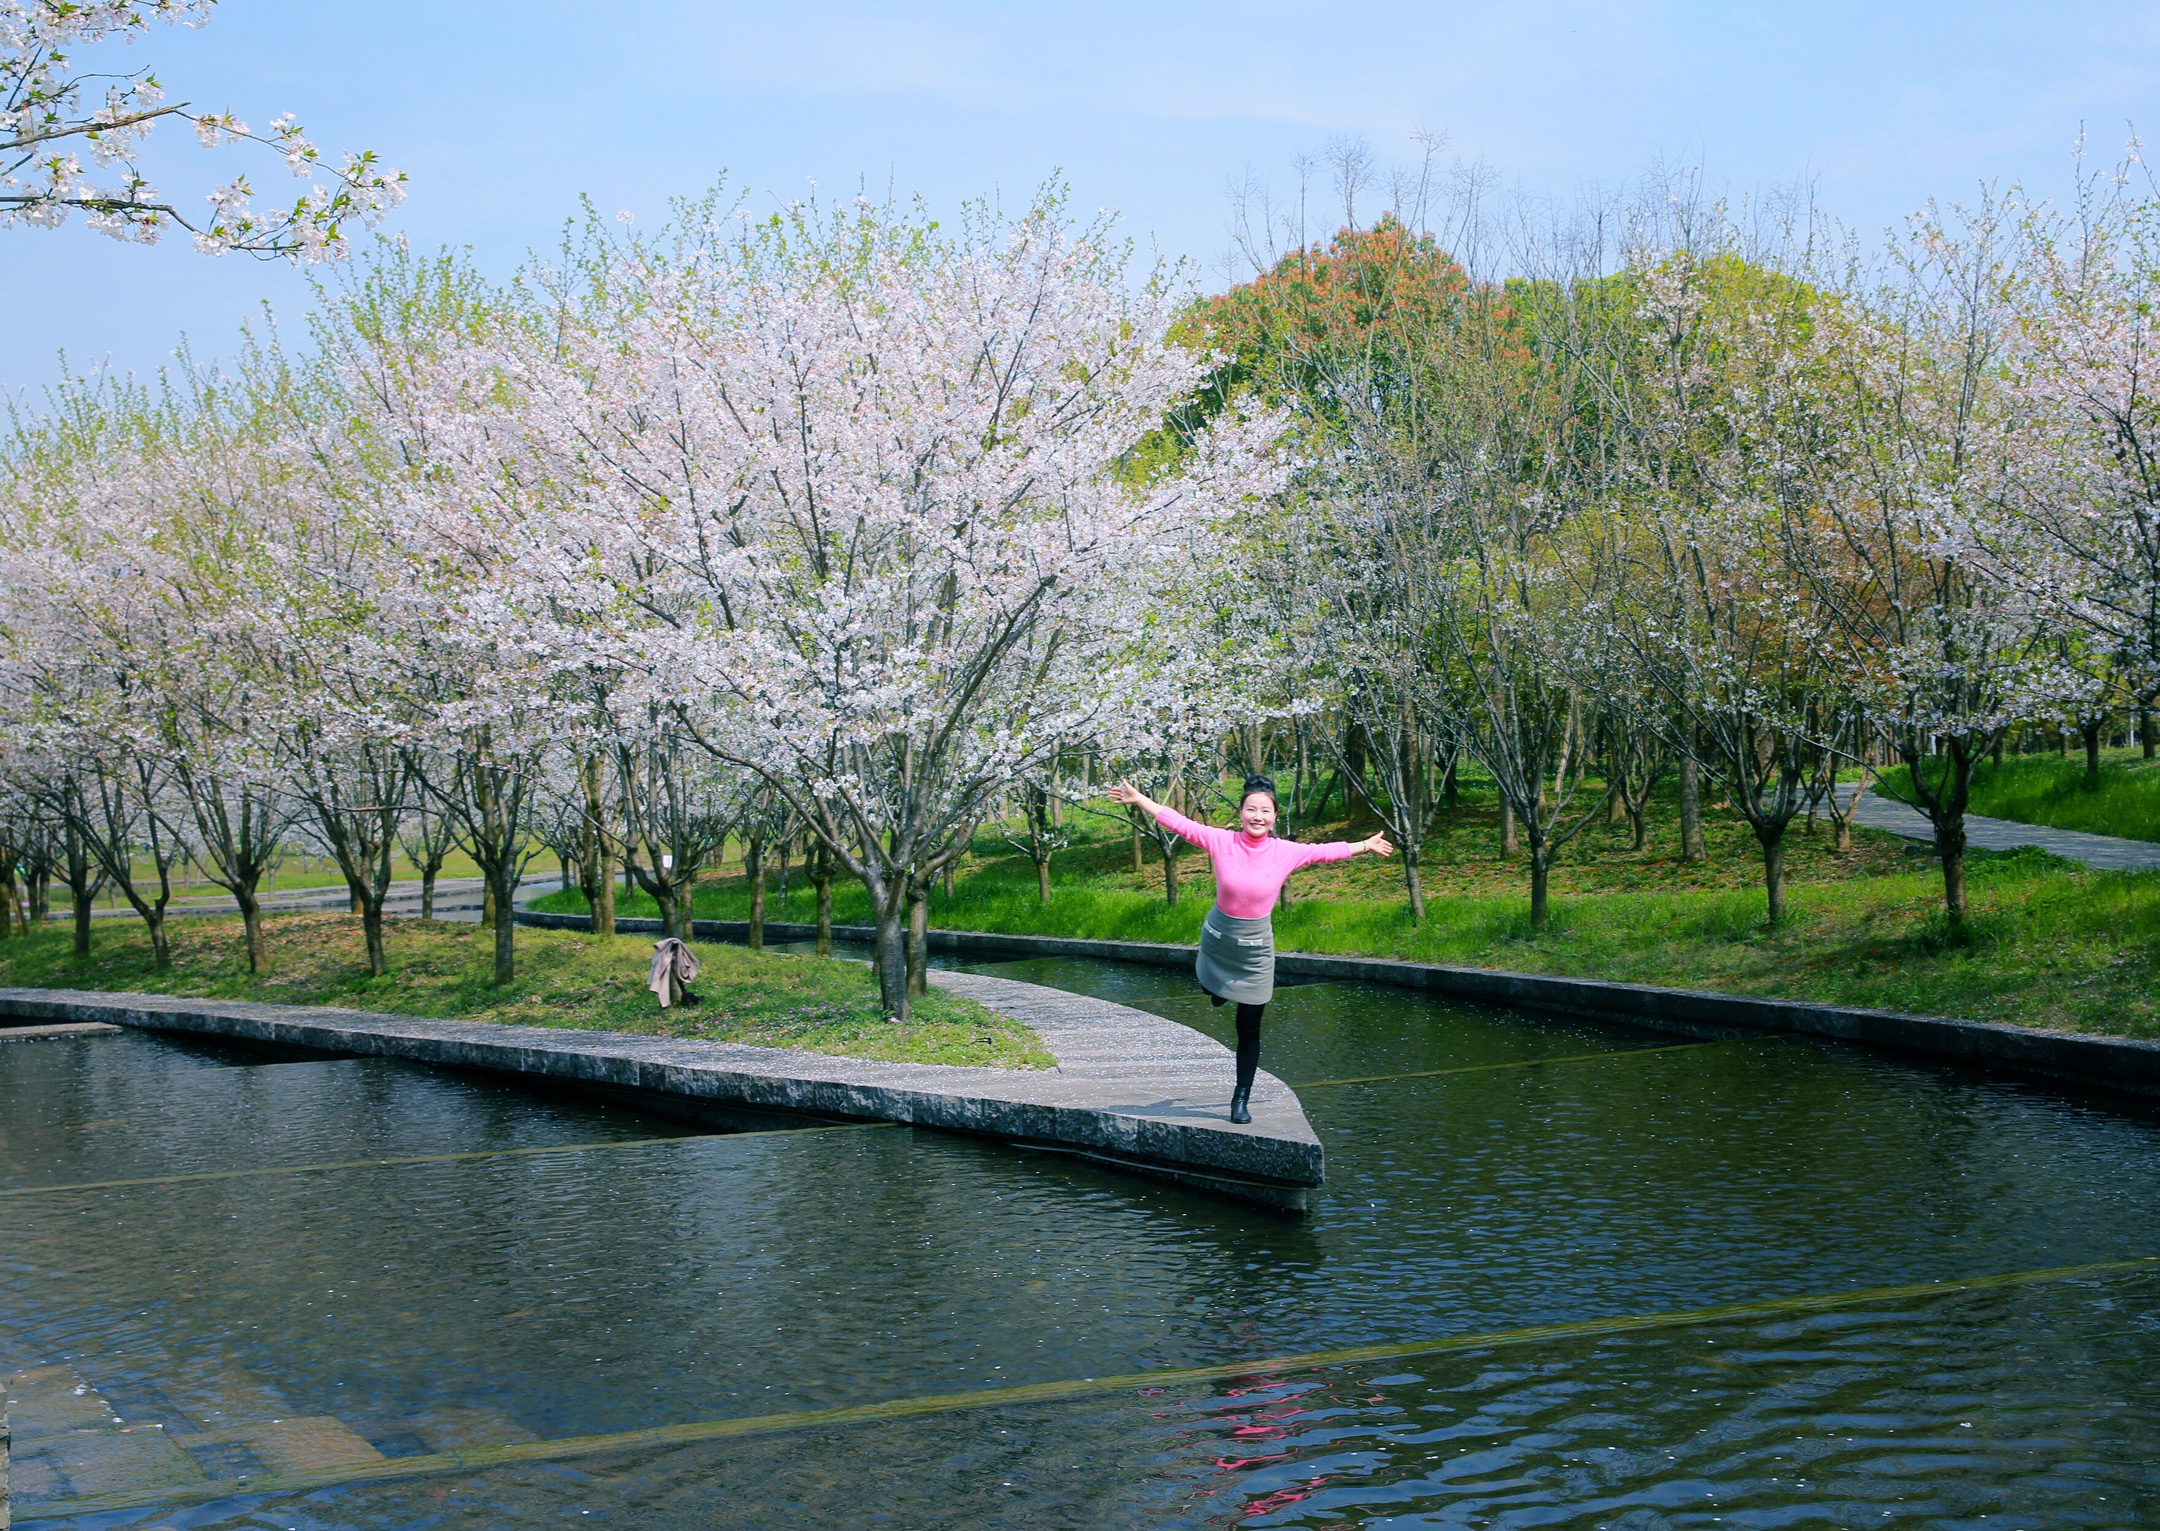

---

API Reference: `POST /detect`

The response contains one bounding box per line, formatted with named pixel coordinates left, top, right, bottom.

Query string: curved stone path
left=1850, top=789, right=2160, bottom=873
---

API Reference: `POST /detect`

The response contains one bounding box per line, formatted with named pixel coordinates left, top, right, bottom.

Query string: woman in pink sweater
left=1109, top=775, right=1393, bottom=1123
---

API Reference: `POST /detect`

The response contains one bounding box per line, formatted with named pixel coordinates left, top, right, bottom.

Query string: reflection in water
left=4, top=956, right=2159, bottom=1527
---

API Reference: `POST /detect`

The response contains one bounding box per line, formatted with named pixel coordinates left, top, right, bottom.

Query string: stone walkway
left=102, top=874, right=566, bottom=924
left=1849, top=790, right=2160, bottom=873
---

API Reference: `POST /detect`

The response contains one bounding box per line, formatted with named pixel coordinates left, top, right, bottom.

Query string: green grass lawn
left=0, top=912, right=1050, bottom=1069
left=540, top=780, right=2160, bottom=1042
left=1880, top=749, right=2160, bottom=843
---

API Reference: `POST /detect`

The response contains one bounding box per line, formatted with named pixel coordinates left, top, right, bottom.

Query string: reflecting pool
left=4, top=953, right=2158, bottom=1527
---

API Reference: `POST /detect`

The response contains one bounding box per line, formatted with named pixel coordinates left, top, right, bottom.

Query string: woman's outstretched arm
left=1106, top=781, right=1164, bottom=820
left=1298, top=830, right=1396, bottom=867
left=1108, top=781, right=1224, bottom=852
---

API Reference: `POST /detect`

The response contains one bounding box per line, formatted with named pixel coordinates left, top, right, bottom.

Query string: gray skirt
left=1197, top=909, right=1275, bottom=1006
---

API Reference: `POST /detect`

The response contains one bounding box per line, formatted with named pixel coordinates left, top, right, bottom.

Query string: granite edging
left=514, top=910, right=2160, bottom=1101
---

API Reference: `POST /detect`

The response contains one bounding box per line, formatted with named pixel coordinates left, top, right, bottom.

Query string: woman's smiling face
left=1239, top=791, right=1277, bottom=837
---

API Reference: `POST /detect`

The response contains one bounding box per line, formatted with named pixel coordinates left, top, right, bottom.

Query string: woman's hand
left=1362, top=833, right=1396, bottom=857
left=1107, top=781, right=1163, bottom=820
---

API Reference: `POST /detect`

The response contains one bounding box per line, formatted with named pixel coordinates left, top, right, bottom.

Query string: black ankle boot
left=1229, top=1086, right=1252, bottom=1125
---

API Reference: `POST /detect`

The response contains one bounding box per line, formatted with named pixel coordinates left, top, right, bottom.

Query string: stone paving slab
left=0, top=1022, right=121, bottom=1041
left=0, top=977, right=1323, bottom=1211
left=1851, top=788, right=2160, bottom=872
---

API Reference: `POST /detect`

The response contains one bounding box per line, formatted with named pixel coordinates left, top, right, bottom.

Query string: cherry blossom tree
left=1998, top=153, right=2160, bottom=757
left=4, top=0, right=405, bottom=257
left=1797, top=194, right=2071, bottom=928
left=1597, top=240, right=1856, bottom=924
left=407, top=190, right=1287, bottom=1019
left=299, top=244, right=555, bottom=984
left=1265, top=372, right=1468, bottom=921
left=0, top=380, right=199, bottom=965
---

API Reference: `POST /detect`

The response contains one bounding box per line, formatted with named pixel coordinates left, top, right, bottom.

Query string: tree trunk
left=235, top=889, right=269, bottom=973
left=907, top=885, right=929, bottom=998
left=420, top=868, right=437, bottom=921
left=1305, top=770, right=1334, bottom=824
left=582, top=752, right=615, bottom=938
left=361, top=897, right=388, bottom=978
left=1831, top=770, right=1871, bottom=855
left=1528, top=846, right=1550, bottom=930
left=594, top=847, right=615, bottom=937
left=745, top=835, right=765, bottom=951
left=1162, top=844, right=1181, bottom=905
left=2084, top=719, right=2102, bottom=787
left=1036, top=855, right=1051, bottom=904
left=72, top=887, right=93, bottom=957
left=1757, top=823, right=1788, bottom=927
left=2142, top=708, right=2155, bottom=760
left=488, top=867, right=516, bottom=984
left=1128, top=809, right=1144, bottom=874
left=29, top=868, right=49, bottom=922
left=1442, top=748, right=1459, bottom=810
left=1501, top=797, right=1518, bottom=858
left=872, top=895, right=909, bottom=1020
left=1679, top=754, right=1704, bottom=863
left=1403, top=850, right=1426, bottom=921
left=1344, top=725, right=1373, bottom=823
left=482, top=880, right=497, bottom=929
left=813, top=843, right=833, bottom=958
left=1937, top=821, right=1969, bottom=928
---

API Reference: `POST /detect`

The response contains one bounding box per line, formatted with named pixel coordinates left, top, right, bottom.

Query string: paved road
left=87, top=874, right=568, bottom=923
left=1850, top=790, right=2160, bottom=873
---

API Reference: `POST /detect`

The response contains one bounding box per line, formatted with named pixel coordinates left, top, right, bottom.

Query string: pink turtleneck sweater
left=1154, top=807, right=1358, bottom=918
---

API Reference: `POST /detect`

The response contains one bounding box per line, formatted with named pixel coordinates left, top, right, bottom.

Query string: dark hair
left=1238, top=775, right=1278, bottom=813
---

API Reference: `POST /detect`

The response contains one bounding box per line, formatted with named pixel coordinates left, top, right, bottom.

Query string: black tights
left=1234, top=1003, right=1266, bottom=1094
left=1210, top=988, right=1268, bottom=1093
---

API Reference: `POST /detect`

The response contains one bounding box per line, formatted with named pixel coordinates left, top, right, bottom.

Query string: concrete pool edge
left=516, top=911, right=2160, bottom=1102
left=0, top=979, right=1324, bottom=1213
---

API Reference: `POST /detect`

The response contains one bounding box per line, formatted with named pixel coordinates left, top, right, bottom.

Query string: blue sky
left=6, top=0, right=2157, bottom=388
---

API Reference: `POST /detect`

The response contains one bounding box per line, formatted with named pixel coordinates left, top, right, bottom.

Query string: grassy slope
left=540, top=781, right=2160, bottom=1042
left=1880, top=748, right=2160, bottom=844
left=0, top=912, right=1052, bottom=1069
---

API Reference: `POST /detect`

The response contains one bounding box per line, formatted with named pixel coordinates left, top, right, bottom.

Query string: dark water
left=4, top=955, right=2159, bottom=1528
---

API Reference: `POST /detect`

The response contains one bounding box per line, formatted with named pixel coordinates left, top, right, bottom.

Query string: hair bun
left=1242, top=774, right=1276, bottom=796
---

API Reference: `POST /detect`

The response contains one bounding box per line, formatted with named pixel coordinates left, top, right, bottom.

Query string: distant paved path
left=1851, top=789, right=2160, bottom=873
left=90, top=874, right=566, bottom=923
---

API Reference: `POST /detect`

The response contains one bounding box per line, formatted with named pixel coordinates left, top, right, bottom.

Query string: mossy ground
left=538, top=774, right=2160, bottom=1043
left=0, top=912, right=1052, bottom=1069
